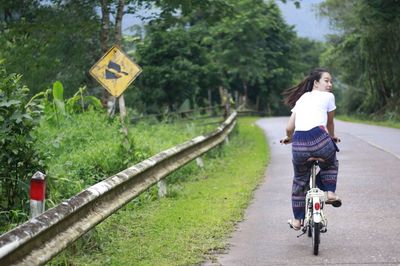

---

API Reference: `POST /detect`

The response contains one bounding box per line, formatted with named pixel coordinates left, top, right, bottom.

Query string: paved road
left=206, top=117, right=400, bottom=266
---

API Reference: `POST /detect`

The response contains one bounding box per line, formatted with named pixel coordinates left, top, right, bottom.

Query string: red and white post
left=29, top=171, right=46, bottom=219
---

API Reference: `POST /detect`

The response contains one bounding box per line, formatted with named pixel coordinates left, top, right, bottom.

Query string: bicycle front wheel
left=312, top=222, right=320, bottom=255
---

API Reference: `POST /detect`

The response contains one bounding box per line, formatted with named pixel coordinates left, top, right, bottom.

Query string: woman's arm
left=281, top=112, right=295, bottom=144
left=286, top=112, right=295, bottom=139
left=327, top=110, right=340, bottom=142
left=327, top=110, right=335, bottom=137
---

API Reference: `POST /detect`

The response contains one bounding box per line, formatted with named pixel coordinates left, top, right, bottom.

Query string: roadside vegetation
left=336, top=115, right=400, bottom=129
left=1, top=65, right=269, bottom=263
left=51, top=117, right=269, bottom=265
left=0, top=73, right=221, bottom=233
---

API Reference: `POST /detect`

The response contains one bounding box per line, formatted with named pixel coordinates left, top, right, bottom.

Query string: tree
left=0, top=1, right=100, bottom=97
left=319, top=0, right=400, bottom=117
left=128, top=0, right=304, bottom=115
left=208, top=0, right=299, bottom=113
left=134, top=25, right=206, bottom=113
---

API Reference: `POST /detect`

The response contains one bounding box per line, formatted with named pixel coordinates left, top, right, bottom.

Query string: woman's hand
left=280, top=136, right=292, bottom=144
left=332, top=136, right=341, bottom=143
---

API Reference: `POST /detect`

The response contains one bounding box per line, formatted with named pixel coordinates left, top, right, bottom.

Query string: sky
left=275, top=0, right=334, bottom=41
left=122, top=0, right=334, bottom=42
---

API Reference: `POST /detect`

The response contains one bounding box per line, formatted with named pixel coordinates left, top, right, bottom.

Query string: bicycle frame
left=305, top=163, right=326, bottom=224
left=300, top=161, right=327, bottom=255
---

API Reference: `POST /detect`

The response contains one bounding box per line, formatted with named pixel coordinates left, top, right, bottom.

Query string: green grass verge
left=337, top=115, right=400, bottom=129
left=64, top=117, right=269, bottom=266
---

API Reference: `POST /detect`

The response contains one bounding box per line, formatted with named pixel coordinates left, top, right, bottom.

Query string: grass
left=336, top=115, right=400, bottom=129
left=33, top=111, right=221, bottom=209
left=60, top=117, right=269, bottom=266
left=129, top=117, right=223, bottom=154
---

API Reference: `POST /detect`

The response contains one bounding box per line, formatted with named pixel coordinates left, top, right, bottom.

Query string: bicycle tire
left=312, top=222, right=320, bottom=255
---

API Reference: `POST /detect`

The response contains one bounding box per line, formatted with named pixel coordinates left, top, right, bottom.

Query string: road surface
left=206, top=117, right=400, bottom=265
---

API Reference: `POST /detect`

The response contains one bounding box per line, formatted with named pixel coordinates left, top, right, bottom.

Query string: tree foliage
left=319, top=0, right=400, bottom=118
left=0, top=0, right=321, bottom=115
left=132, top=0, right=303, bottom=114
left=0, top=1, right=100, bottom=97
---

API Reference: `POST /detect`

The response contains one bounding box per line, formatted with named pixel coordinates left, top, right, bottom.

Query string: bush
left=0, top=64, right=42, bottom=232
left=34, top=110, right=149, bottom=205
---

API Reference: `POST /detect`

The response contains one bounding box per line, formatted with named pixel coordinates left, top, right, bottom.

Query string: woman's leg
left=291, top=160, right=310, bottom=220
left=318, top=153, right=339, bottom=193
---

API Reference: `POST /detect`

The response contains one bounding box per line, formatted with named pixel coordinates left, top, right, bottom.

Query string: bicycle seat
left=307, top=157, right=325, bottom=163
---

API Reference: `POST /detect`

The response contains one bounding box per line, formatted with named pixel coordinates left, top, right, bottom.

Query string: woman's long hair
left=283, top=68, right=330, bottom=108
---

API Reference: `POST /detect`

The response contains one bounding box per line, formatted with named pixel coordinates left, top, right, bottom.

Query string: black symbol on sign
left=105, top=61, right=128, bottom=79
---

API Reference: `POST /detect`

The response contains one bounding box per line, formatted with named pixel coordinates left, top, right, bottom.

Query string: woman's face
left=314, top=72, right=333, bottom=92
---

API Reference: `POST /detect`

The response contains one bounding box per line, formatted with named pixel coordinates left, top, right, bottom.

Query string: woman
left=280, top=68, right=341, bottom=231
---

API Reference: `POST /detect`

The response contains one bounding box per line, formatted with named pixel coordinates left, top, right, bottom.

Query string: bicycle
left=281, top=136, right=340, bottom=256
left=299, top=157, right=328, bottom=256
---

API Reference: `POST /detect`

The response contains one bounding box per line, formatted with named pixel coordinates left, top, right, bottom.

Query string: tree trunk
left=235, top=90, right=239, bottom=109
left=219, top=86, right=230, bottom=119
left=115, top=0, right=126, bottom=120
left=100, top=0, right=110, bottom=53
left=100, top=0, right=114, bottom=112
left=374, top=58, right=389, bottom=105
left=242, top=79, right=248, bottom=107
left=208, top=89, right=212, bottom=110
left=256, top=95, right=260, bottom=112
left=115, top=0, right=129, bottom=137
left=115, top=0, right=125, bottom=47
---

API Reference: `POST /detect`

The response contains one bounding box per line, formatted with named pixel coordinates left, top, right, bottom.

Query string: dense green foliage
left=0, top=74, right=223, bottom=232
left=51, top=117, right=269, bottom=265
left=1, top=0, right=320, bottom=115
left=0, top=1, right=100, bottom=97
left=34, top=110, right=141, bottom=205
left=319, top=0, right=400, bottom=119
left=132, top=0, right=307, bottom=115
left=337, top=115, right=400, bottom=129
left=34, top=105, right=220, bottom=208
left=0, top=64, right=42, bottom=231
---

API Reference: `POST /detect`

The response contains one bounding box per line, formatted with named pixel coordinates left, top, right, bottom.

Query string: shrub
left=34, top=109, right=148, bottom=205
left=0, top=64, right=42, bottom=231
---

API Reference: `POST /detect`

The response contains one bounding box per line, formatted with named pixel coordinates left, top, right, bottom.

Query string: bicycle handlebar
left=280, top=136, right=341, bottom=145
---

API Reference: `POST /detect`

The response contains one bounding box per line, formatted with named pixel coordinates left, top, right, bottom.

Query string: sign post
left=30, top=171, right=46, bottom=218
left=90, top=45, right=142, bottom=136
left=89, top=45, right=142, bottom=98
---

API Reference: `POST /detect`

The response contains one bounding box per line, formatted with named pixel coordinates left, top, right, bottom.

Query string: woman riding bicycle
left=280, top=68, right=342, bottom=231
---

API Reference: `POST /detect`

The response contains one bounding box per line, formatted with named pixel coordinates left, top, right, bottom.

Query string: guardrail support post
left=224, top=136, right=230, bottom=145
left=30, top=171, right=46, bottom=219
left=157, top=180, right=167, bottom=198
left=196, top=157, right=204, bottom=168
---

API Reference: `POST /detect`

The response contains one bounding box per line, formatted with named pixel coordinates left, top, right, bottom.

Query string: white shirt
left=291, top=90, right=336, bottom=131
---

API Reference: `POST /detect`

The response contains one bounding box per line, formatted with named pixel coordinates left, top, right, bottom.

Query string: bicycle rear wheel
left=312, top=222, right=320, bottom=255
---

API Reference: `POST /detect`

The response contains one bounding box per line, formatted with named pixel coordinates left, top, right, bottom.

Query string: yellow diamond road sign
left=90, top=45, right=142, bottom=97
